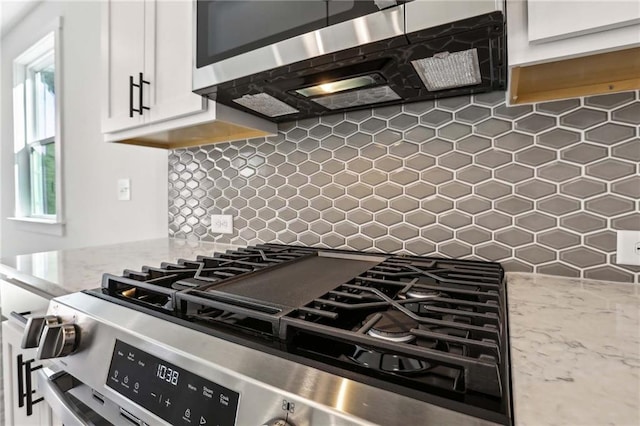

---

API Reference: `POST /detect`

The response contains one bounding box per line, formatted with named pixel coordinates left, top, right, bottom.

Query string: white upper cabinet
left=101, top=0, right=276, bottom=148
left=508, top=0, right=640, bottom=66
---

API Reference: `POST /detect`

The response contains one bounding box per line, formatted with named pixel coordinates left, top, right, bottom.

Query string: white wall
left=0, top=0, right=169, bottom=257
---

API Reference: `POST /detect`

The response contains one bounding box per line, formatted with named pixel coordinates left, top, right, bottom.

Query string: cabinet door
left=102, top=0, right=146, bottom=133
left=2, top=320, right=55, bottom=426
left=143, top=0, right=206, bottom=126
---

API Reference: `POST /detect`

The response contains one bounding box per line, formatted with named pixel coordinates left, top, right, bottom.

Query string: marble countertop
left=0, top=239, right=638, bottom=425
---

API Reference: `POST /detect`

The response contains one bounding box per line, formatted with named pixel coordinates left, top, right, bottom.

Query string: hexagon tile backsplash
left=169, top=90, right=640, bottom=283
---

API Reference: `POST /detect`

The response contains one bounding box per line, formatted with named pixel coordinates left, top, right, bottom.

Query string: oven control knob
left=262, top=419, right=292, bottom=426
left=21, top=315, right=60, bottom=349
left=37, top=323, right=79, bottom=360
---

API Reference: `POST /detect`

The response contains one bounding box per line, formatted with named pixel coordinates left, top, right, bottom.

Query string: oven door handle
left=36, top=368, right=90, bottom=426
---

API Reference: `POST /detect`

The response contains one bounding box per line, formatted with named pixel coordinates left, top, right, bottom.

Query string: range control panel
left=107, top=340, right=239, bottom=426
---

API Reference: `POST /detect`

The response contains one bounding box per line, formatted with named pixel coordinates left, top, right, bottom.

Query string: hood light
left=411, top=48, right=482, bottom=91
left=311, top=85, right=400, bottom=110
left=233, top=93, right=299, bottom=117
left=296, top=75, right=378, bottom=97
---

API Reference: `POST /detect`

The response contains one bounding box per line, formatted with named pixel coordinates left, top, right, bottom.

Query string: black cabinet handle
left=129, top=73, right=150, bottom=117
left=16, top=355, right=43, bottom=416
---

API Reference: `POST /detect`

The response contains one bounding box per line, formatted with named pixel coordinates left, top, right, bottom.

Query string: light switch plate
left=211, top=214, right=233, bottom=234
left=117, top=178, right=131, bottom=201
left=616, top=230, right=640, bottom=266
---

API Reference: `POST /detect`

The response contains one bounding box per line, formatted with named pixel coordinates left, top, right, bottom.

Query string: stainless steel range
left=24, top=244, right=513, bottom=425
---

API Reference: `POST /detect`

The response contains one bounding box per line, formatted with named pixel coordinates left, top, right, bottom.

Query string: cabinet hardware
left=16, top=354, right=44, bottom=416
left=129, top=73, right=150, bottom=117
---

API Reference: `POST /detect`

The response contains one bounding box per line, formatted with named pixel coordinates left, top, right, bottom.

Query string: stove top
left=91, top=244, right=512, bottom=425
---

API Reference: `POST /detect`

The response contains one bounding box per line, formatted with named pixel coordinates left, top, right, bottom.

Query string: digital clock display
left=156, top=363, right=179, bottom=385
left=107, top=340, right=240, bottom=425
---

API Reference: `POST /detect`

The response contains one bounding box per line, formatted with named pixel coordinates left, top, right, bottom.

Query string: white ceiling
left=1, top=0, right=42, bottom=38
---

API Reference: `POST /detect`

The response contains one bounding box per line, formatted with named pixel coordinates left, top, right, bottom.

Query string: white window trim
left=10, top=17, right=64, bottom=234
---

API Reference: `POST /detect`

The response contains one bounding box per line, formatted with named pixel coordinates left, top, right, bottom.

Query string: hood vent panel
left=412, top=49, right=483, bottom=91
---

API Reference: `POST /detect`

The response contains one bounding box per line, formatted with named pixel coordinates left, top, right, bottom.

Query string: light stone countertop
left=0, top=239, right=638, bottom=425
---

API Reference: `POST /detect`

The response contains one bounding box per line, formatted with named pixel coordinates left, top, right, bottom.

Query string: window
left=13, top=27, right=62, bottom=224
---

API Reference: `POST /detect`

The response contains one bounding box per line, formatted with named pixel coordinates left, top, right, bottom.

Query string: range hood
left=193, top=0, right=507, bottom=123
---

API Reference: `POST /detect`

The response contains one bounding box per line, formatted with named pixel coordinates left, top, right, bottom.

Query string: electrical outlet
left=211, top=214, right=233, bottom=234
left=616, top=230, right=640, bottom=266
left=117, top=178, right=130, bottom=201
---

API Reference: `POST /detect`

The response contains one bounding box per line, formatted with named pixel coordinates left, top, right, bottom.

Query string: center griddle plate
left=197, top=251, right=387, bottom=309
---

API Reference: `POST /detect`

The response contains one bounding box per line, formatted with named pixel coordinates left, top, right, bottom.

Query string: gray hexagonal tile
left=515, top=179, right=556, bottom=199
left=515, top=114, right=556, bottom=134
left=421, top=138, right=453, bottom=156
left=345, top=109, right=372, bottom=123
left=561, top=178, right=607, bottom=198
left=439, top=152, right=472, bottom=169
left=494, top=104, right=533, bottom=120
left=537, top=263, right=580, bottom=278
left=374, top=105, right=402, bottom=119
left=475, top=211, right=512, bottom=230
left=405, top=126, right=436, bottom=143
left=438, top=122, right=472, bottom=141
left=334, top=171, right=359, bottom=187
left=536, top=98, right=580, bottom=114
left=612, top=176, right=640, bottom=198
left=389, top=196, right=419, bottom=213
left=585, top=231, right=617, bottom=253
left=457, top=227, right=492, bottom=244
left=537, top=195, right=580, bottom=216
left=475, top=180, right=512, bottom=199
left=612, top=102, right=640, bottom=125
left=374, top=182, right=403, bottom=199
left=538, top=161, right=581, bottom=182
left=586, top=159, right=636, bottom=181
left=346, top=158, right=373, bottom=174
left=560, top=247, right=606, bottom=268
left=612, top=213, right=640, bottom=231
left=584, top=266, right=633, bottom=283
left=334, top=195, right=359, bottom=211
left=347, top=208, right=373, bottom=225
left=612, top=139, right=640, bottom=162
left=406, top=153, right=436, bottom=171
left=322, top=232, right=346, bottom=247
left=585, top=123, right=635, bottom=145
left=360, top=118, right=387, bottom=134
left=389, top=114, right=418, bottom=131
left=421, top=110, right=452, bottom=127
left=321, top=183, right=345, bottom=199
left=586, top=194, right=635, bottom=217
left=374, top=129, right=403, bottom=145
left=561, top=212, right=606, bottom=233
left=375, top=156, right=403, bottom=172
left=457, top=165, right=491, bottom=184
left=436, top=241, right=471, bottom=257
left=455, top=105, right=491, bottom=123
left=389, top=142, right=419, bottom=158
left=347, top=235, right=374, bottom=251
left=360, top=170, right=386, bottom=187
left=375, top=236, right=404, bottom=253
left=405, top=239, right=436, bottom=255
left=476, top=242, right=512, bottom=261
left=474, top=118, right=512, bottom=137
left=515, top=212, right=556, bottom=232
left=537, top=229, right=581, bottom=250
left=439, top=212, right=472, bottom=229
left=495, top=132, right=534, bottom=151
left=406, top=211, right=436, bottom=227
left=585, top=92, right=635, bottom=108
left=456, top=196, right=491, bottom=214
left=561, top=143, right=608, bottom=164
left=496, top=227, right=534, bottom=247
left=438, top=96, right=471, bottom=111
left=421, top=167, right=453, bottom=184
left=457, top=135, right=491, bottom=153
left=515, top=245, right=556, bottom=264
left=361, top=196, right=387, bottom=212
left=404, top=100, right=435, bottom=115
left=473, top=91, right=506, bottom=106
left=439, top=182, right=472, bottom=199
left=390, top=223, right=420, bottom=240
left=495, top=196, right=533, bottom=215
left=476, top=149, right=512, bottom=168
left=346, top=132, right=372, bottom=149
left=406, top=182, right=437, bottom=199
left=537, top=128, right=581, bottom=149
left=515, top=146, right=556, bottom=166
left=495, top=164, right=534, bottom=183
left=389, top=169, right=419, bottom=185
left=422, top=196, right=454, bottom=213
left=502, top=260, right=534, bottom=273
left=560, top=108, right=607, bottom=129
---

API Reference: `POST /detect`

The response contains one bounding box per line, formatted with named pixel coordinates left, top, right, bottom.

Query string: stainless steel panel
left=44, top=293, right=500, bottom=426
left=193, top=4, right=405, bottom=90
left=405, top=0, right=502, bottom=34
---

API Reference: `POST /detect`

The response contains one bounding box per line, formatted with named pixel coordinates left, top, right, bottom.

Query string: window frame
left=11, top=17, right=63, bottom=233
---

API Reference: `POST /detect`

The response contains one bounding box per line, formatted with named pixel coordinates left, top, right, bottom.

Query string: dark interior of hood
left=199, top=12, right=506, bottom=122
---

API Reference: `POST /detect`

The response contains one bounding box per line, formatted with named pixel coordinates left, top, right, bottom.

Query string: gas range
left=27, top=244, right=513, bottom=426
